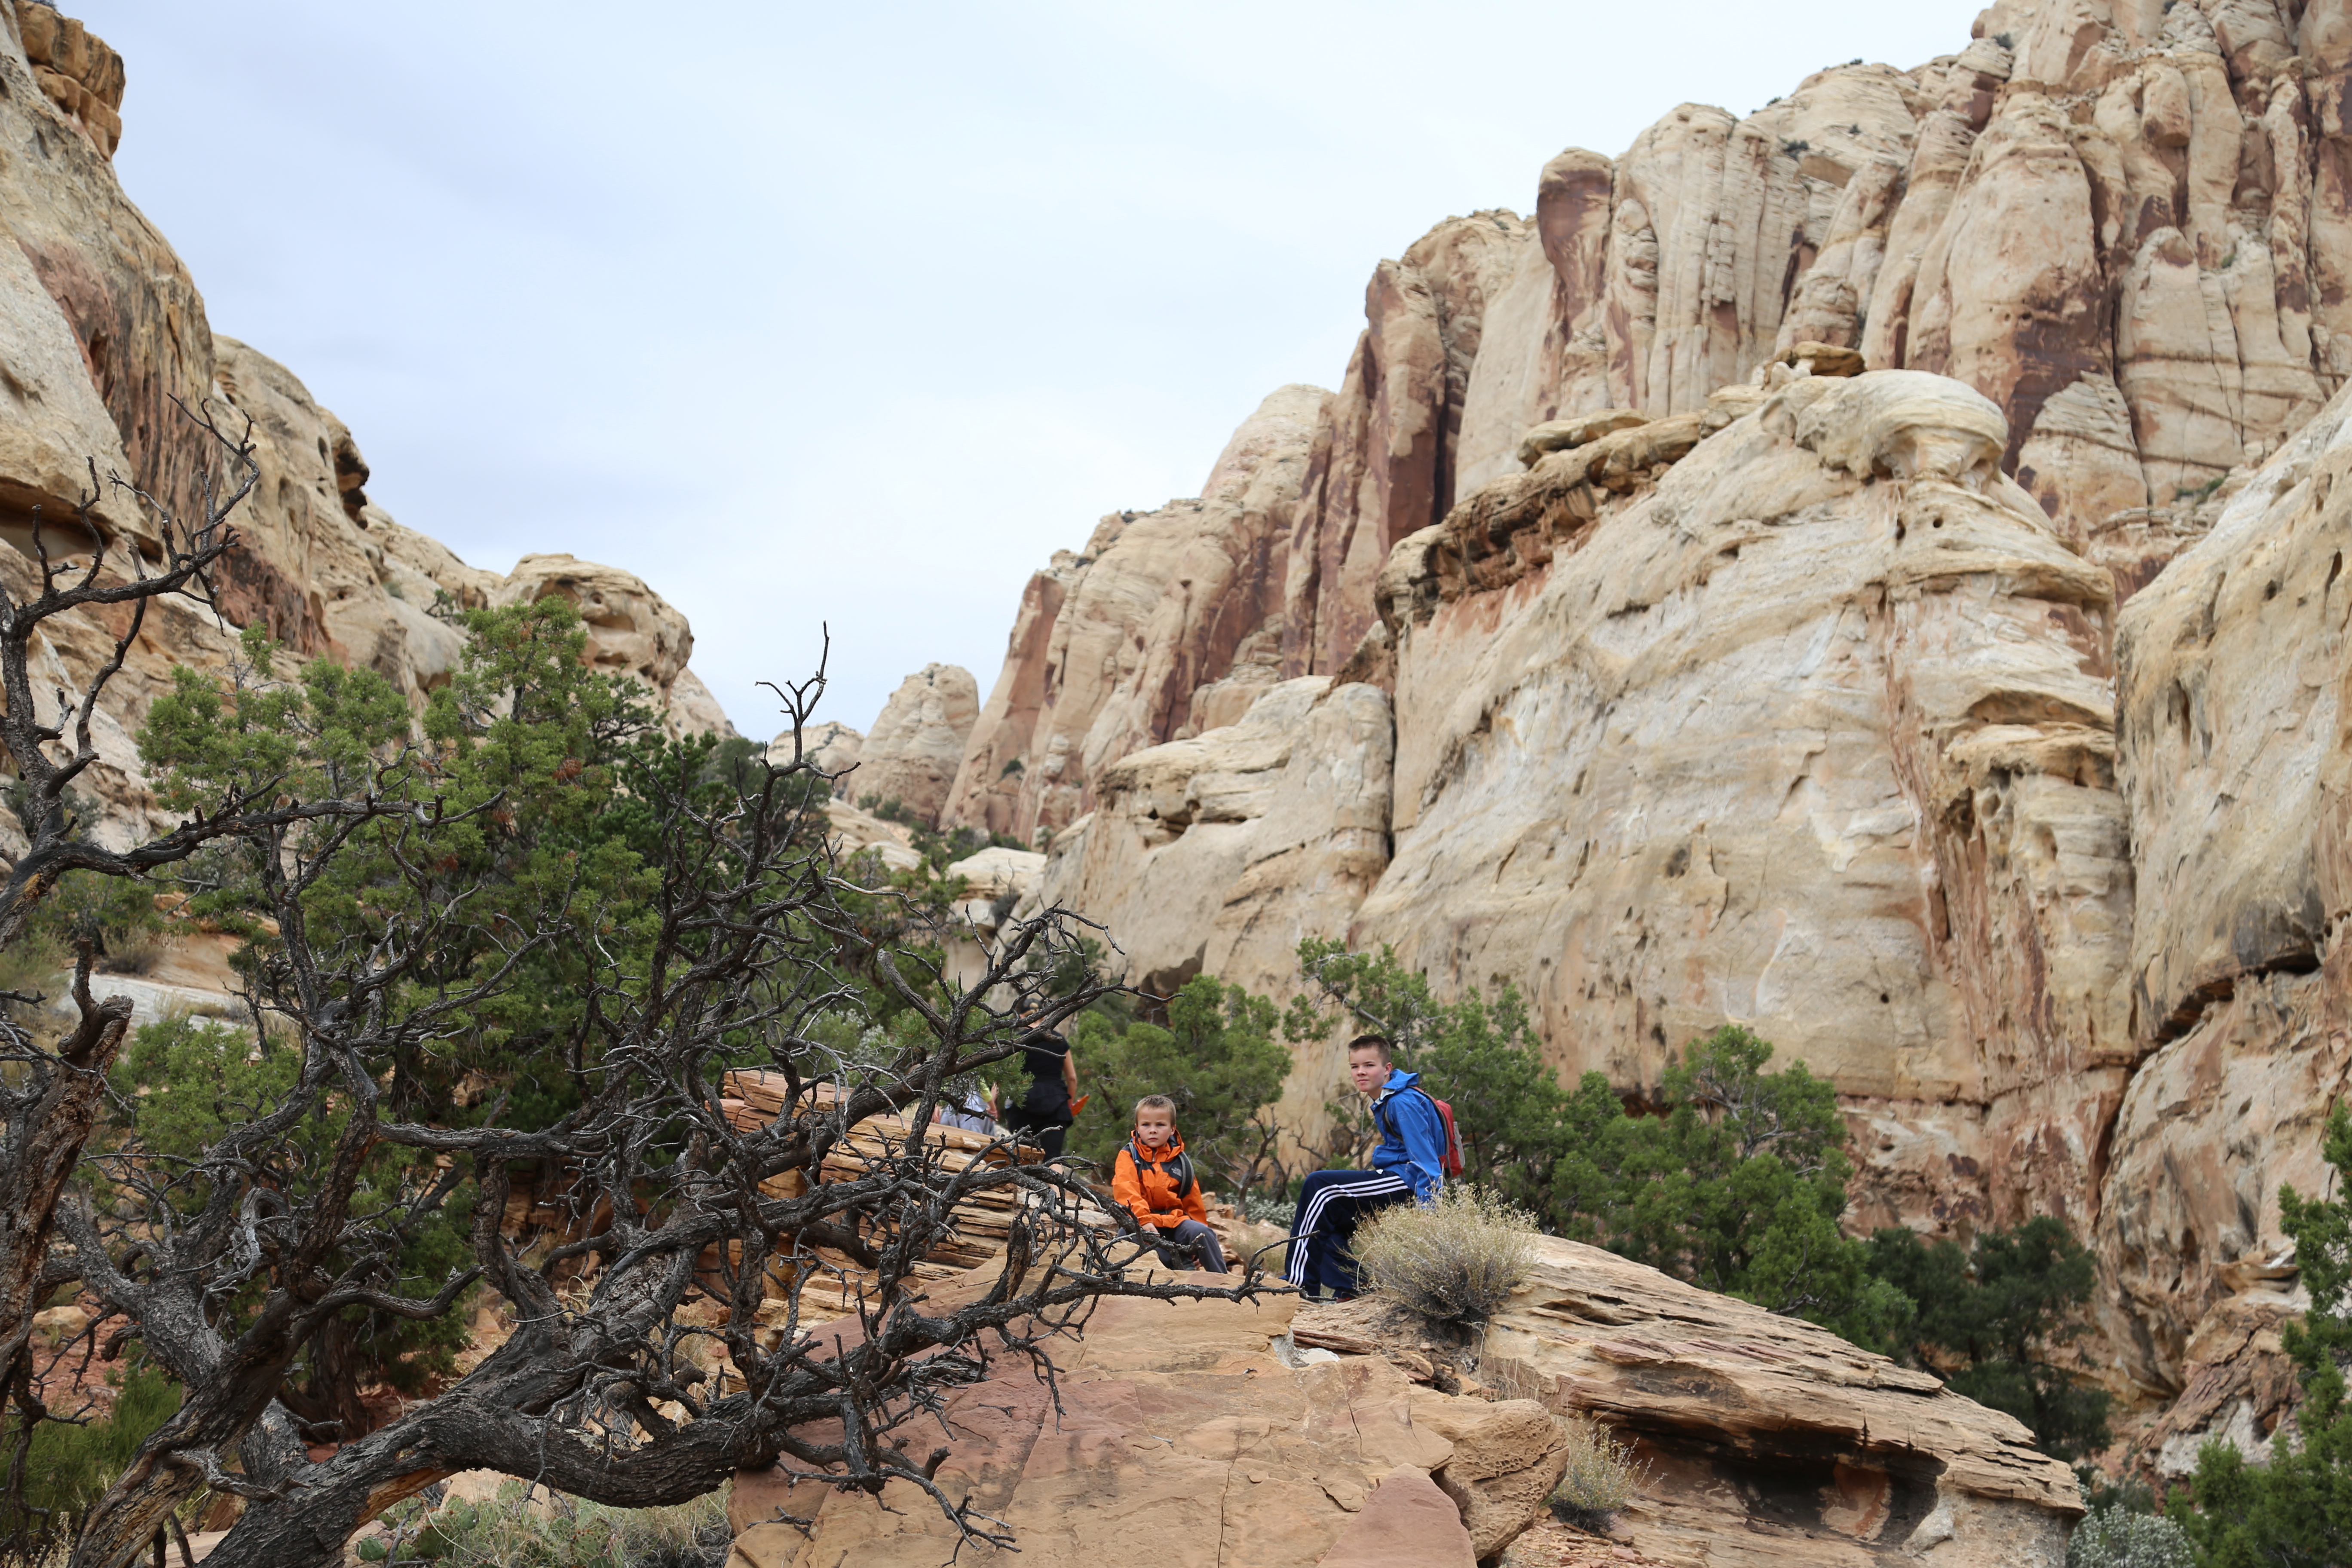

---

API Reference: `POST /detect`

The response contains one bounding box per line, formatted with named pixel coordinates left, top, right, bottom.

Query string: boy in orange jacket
left=1111, top=1095, right=1229, bottom=1274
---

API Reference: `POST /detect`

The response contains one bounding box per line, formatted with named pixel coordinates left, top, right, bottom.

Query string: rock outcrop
left=1024, top=674, right=1392, bottom=1114
left=1471, top=1237, right=2080, bottom=1562
left=728, top=1237, right=2080, bottom=1568
left=848, top=662, right=979, bottom=824
left=0, top=2, right=734, bottom=845
left=1363, top=369, right=2135, bottom=1234
left=945, top=385, right=1325, bottom=840
left=1262, top=0, right=2346, bottom=680
left=494, top=554, right=735, bottom=740
left=2091, top=373, right=2352, bottom=1431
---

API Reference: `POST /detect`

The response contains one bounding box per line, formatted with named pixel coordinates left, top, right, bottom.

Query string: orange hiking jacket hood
left=1112, top=1133, right=1207, bottom=1230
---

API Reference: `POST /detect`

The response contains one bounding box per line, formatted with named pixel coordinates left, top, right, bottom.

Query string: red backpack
left=1381, top=1084, right=1467, bottom=1179
left=1427, top=1092, right=1466, bottom=1179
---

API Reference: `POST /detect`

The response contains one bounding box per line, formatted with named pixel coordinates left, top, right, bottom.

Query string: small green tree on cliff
left=2181, top=1104, right=2352, bottom=1564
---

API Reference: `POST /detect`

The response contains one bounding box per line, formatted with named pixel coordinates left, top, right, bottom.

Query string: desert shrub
left=2067, top=1504, right=2193, bottom=1568
left=1550, top=1414, right=1650, bottom=1533
left=1353, top=1185, right=1539, bottom=1323
left=0, top=1362, right=184, bottom=1544
left=1869, top=1217, right=2111, bottom=1461
left=364, top=1481, right=731, bottom=1567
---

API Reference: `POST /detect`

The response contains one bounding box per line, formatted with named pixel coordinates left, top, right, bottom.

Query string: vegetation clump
left=1869, top=1216, right=2111, bottom=1461
left=364, top=1482, right=731, bottom=1568
left=1352, top=1185, right=1539, bottom=1324
left=2067, top=1504, right=2193, bottom=1568
left=1549, top=1415, right=1650, bottom=1534
left=2179, top=1104, right=2352, bottom=1561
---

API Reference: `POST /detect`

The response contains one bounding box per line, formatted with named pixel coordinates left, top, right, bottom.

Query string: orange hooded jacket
left=1111, top=1133, right=1207, bottom=1231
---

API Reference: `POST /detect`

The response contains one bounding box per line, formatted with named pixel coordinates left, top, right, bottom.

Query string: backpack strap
left=1126, top=1142, right=1198, bottom=1202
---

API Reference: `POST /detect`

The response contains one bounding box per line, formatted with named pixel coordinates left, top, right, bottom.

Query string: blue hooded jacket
left=1370, top=1068, right=1447, bottom=1203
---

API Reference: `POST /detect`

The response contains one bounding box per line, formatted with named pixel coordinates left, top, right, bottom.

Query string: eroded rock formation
left=847, top=662, right=979, bottom=824
left=729, top=1237, right=2081, bottom=1567
left=0, top=3, right=733, bottom=851
left=927, top=0, right=2352, bottom=1464
left=946, top=384, right=1325, bottom=841
left=1021, top=675, right=1392, bottom=1023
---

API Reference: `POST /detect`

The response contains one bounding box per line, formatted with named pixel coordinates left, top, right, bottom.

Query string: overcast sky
left=92, top=1, right=1988, bottom=738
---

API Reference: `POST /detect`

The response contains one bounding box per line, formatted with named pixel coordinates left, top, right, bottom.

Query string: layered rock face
left=925, top=0, right=2352, bottom=1456
left=1260, top=0, right=2346, bottom=672
left=2090, top=377, right=2352, bottom=1432
left=730, top=1238, right=2081, bottom=1568
left=946, top=384, right=1326, bottom=841
left=0, top=3, right=732, bottom=851
left=1361, top=371, right=2136, bottom=1235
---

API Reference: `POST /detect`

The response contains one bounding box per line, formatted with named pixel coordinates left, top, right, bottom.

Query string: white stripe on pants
left=1287, top=1170, right=1409, bottom=1286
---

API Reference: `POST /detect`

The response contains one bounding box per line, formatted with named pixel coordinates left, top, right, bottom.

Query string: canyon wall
left=934, top=0, right=2352, bottom=1463
left=0, top=3, right=733, bottom=849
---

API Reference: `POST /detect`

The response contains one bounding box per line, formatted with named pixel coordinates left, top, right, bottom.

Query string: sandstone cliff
left=0, top=2, right=733, bottom=855
left=923, top=0, right=2352, bottom=1467
left=946, top=384, right=1326, bottom=841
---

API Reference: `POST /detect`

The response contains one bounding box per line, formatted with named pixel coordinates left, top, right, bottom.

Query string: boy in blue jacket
left=1286, top=1034, right=1446, bottom=1300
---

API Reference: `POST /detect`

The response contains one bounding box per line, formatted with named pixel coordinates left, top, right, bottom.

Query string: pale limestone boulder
left=1362, top=370, right=2132, bottom=1236
left=1513, top=408, right=1645, bottom=468
left=854, top=663, right=978, bottom=825
left=1469, top=1236, right=2080, bottom=1562
left=943, top=846, right=1043, bottom=901
left=821, top=800, right=920, bottom=876
left=946, top=385, right=1327, bottom=840
left=771, top=720, right=862, bottom=788
left=494, top=553, right=735, bottom=738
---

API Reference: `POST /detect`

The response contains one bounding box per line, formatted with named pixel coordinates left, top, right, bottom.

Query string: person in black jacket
left=995, top=1023, right=1078, bottom=1157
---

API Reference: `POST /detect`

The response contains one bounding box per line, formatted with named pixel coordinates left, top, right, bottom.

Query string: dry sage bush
left=1353, top=1185, right=1538, bottom=1323
left=1550, top=1415, right=1651, bottom=1533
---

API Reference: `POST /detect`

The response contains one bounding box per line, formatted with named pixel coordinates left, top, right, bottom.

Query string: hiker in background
left=992, top=1017, right=1080, bottom=1158
left=934, top=1085, right=995, bottom=1134
left=1286, top=1034, right=1448, bottom=1301
left=1111, top=1094, right=1229, bottom=1274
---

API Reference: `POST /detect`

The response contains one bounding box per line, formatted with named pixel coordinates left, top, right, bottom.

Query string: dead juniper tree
left=41, top=605, right=1271, bottom=1568
left=0, top=411, right=452, bottom=1562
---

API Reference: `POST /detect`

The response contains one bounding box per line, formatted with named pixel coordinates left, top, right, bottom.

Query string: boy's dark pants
left=1153, top=1218, right=1228, bottom=1274
left=1286, top=1168, right=1410, bottom=1298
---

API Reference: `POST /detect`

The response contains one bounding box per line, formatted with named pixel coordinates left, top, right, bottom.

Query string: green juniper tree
left=1868, top=1217, right=2110, bottom=1460
left=2181, top=1104, right=2352, bottom=1564
left=2, top=585, right=1276, bottom=1568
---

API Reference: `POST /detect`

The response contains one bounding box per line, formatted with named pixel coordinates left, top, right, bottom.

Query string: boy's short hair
left=1347, top=1034, right=1393, bottom=1063
left=1133, top=1094, right=1177, bottom=1118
